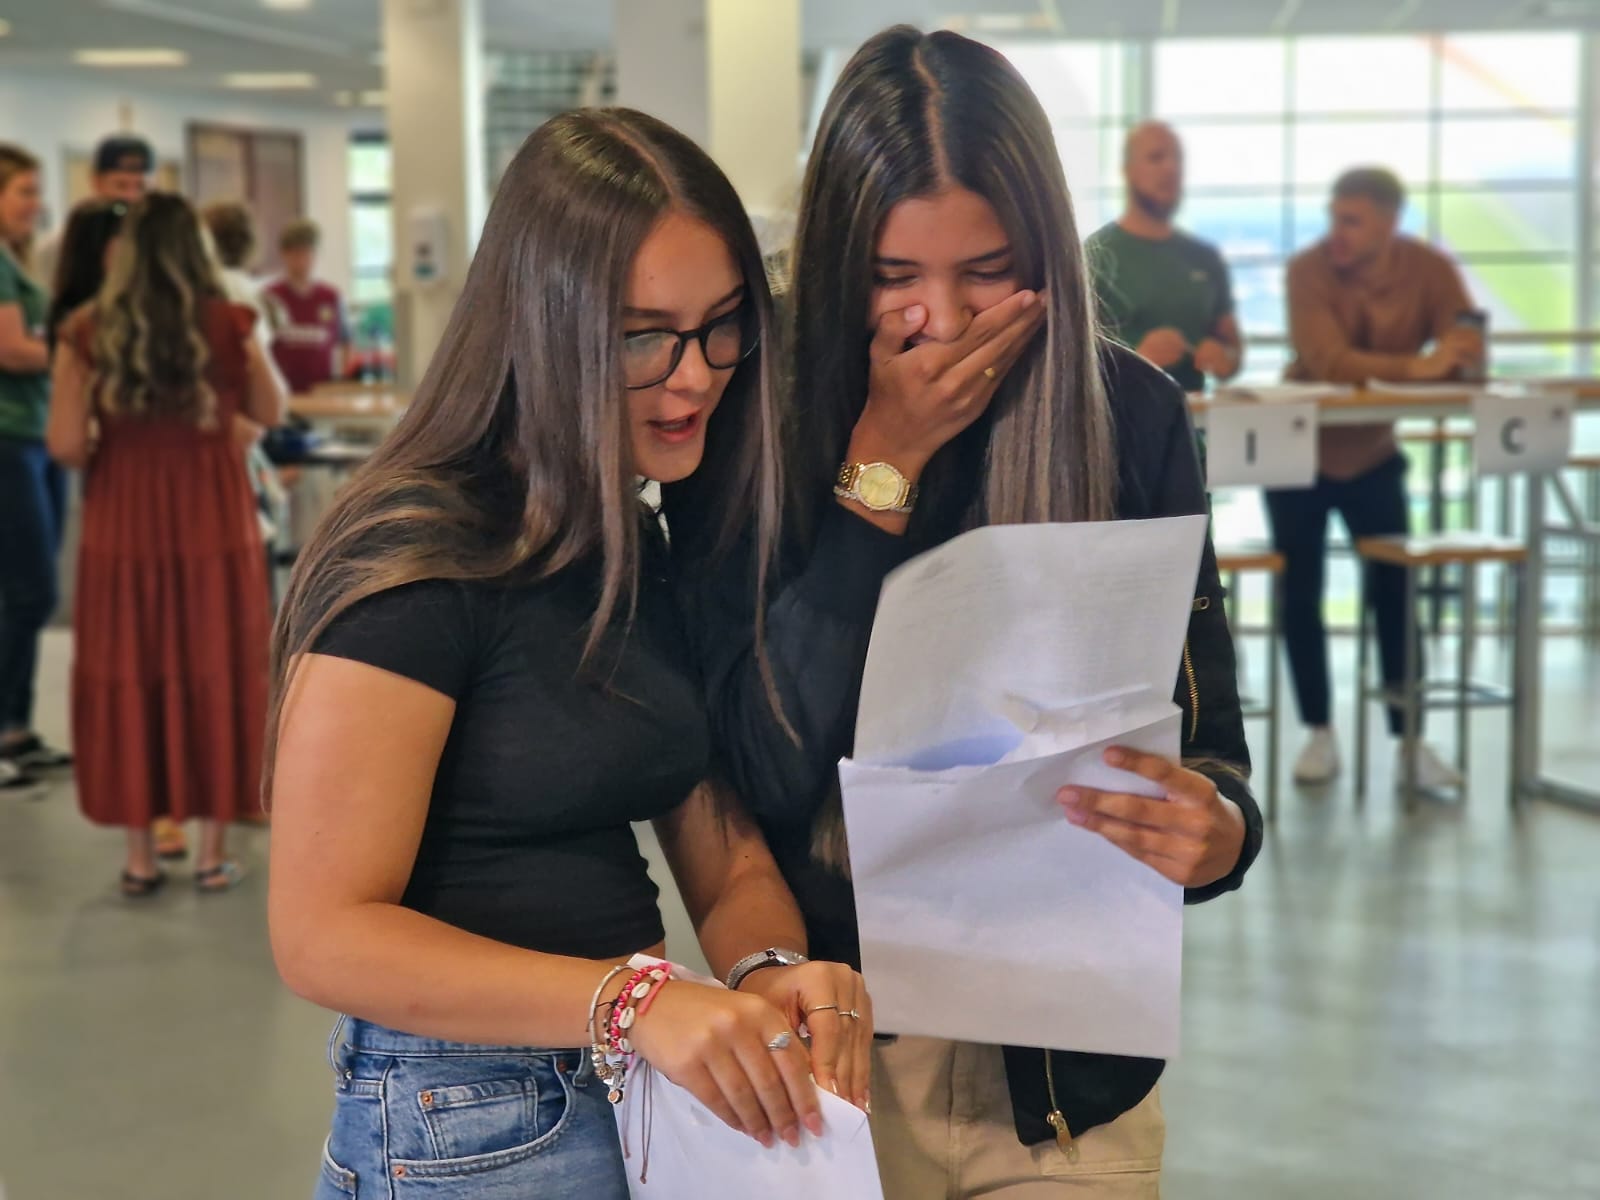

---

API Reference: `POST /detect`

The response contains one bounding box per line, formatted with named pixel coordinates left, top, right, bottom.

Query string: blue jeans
left=315, top=1017, right=631, bottom=1200
left=0, top=436, right=66, bottom=734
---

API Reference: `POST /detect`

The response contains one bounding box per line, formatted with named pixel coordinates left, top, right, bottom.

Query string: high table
left=1190, top=383, right=1600, bottom=814
left=288, top=384, right=409, bottom=435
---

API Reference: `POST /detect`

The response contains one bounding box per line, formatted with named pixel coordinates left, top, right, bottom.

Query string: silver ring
left=841, top=1010, right=862, bottom=1021
left=805, top=1004, right=840, bottom=1017
left=766, top=1032, right=793, bottom=1051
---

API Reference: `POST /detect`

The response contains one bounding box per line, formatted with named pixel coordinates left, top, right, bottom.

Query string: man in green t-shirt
left=1087, top=122, right=1242, bottom=392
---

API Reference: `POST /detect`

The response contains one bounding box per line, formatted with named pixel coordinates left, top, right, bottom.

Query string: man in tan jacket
left=1273, top=167, right=1480, bottom=790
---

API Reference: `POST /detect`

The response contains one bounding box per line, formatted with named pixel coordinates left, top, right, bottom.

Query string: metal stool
left=1569, top=453, right=1600, bottom=637
left=1216, top=546, right=1284, bottom=823
left=1353, top=534, right=1528, bottom=810
left=1397, top=420, right=1478, bottom=635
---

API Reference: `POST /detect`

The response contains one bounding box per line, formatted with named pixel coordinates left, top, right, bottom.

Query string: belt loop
left=327, top=1014, right=353, bottom=1088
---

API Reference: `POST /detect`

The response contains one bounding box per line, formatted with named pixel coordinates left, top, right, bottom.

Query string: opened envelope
left=840, top=516, right=1208, bottom=1059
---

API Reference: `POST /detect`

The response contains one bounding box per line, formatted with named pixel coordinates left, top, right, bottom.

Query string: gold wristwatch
left=835, top=461, right=919, bottom=514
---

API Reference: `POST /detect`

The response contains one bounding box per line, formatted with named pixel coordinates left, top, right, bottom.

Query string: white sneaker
left=1293, top=728, right=1341, bottom=784
left=1397, top=740, right=1464, bottom=792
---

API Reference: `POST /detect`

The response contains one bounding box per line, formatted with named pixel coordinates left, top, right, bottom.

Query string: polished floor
left=1, top=628, right=1597, bottom=1199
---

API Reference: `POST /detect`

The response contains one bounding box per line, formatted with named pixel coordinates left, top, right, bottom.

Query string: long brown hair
left=93, top=192, right=224, bottom=425
left=264, top=108, right=784, bottom=795
left=793, top=27, right=1119, bottom=869
left=791, top=26, right=1117, bottom=540
left=0, top=143, right=40, bottom=262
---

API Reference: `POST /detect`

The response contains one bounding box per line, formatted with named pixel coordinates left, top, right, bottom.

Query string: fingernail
left=906, top=305, right=926, bottom=324
left=784, top=1125, right=801, bottom=1149
left=1065, top=808, right=1086, bottom=826
left=757, top=1131, right=775, bottom=1150
left=1058, top=788, right=1079, bottom=806
left=1020, top=291, right=1038, bottom=307
left=1105, top=748, right=1126, bottom=766
left=806, top=1112, right=825, bottom=1137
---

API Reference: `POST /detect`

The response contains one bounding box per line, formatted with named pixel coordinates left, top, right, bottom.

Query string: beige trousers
left=870, top=1036, right=1165, bottom=1199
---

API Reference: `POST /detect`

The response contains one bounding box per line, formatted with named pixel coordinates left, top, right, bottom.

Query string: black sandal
left=120, top=869, right=167, bottom=898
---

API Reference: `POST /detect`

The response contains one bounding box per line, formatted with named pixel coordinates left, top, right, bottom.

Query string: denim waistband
left=332, top=1015, right=592, bottom=1079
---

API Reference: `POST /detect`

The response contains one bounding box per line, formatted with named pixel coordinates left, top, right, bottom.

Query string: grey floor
left=2, top=628, right=1597, bottom=1200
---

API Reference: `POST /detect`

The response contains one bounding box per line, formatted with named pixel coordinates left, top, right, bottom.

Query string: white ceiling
left=0, top=0, right=1594, bottom=108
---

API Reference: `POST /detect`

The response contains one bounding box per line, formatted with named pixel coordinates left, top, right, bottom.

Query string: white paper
left=842, top=517, right=1208, bottom=1059
left=615, top=1067, right=882, bottom=1200
left=853, top=517, right=1208, bottom=768
left=611, top=956, right=884, bottom=1200
left=1363, top=378, right=1486, bottom=397
left=1213, top=383, right=1352, bottom=405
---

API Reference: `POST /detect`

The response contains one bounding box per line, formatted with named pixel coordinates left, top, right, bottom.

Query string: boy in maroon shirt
left=263, top=219, right=349, bottom=394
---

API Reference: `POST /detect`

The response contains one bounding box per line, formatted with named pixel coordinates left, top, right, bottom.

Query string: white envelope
left=841, top=705, right=1184, bottom=1058
left=840, top=517, right=1209, bottom=1060
left=614, top=1067, right=883, bottom=1200
left=610, top=957, right=885, bottom=1200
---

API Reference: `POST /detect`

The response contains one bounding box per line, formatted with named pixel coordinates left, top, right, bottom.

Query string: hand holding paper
left=1059, top=745, right=1246, bottom=889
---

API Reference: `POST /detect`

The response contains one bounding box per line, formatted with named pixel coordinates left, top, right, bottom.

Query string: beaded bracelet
left=587, top=965, right=632, bottom=1103
left=607, top=965, right=671, bottom=1058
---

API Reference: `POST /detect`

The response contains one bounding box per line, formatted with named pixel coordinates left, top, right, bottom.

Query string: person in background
left=32, top=134, right=153, bottom=294
left=46, top=193, right=286, bottom=896
left=1273, top=166, right=1479, bottom=789
left=262, top=219, right=349, bottom=395
left=1087, top=121, right=1242, bottom=392
left=46, top=200, right=128, bottom=346
left=0, top=144, right=73, bottom=790
left=202, top=200, right=291, bottom=667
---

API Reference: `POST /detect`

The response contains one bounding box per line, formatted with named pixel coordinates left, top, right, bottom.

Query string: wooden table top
left=289, top=386, right=410, bottom=421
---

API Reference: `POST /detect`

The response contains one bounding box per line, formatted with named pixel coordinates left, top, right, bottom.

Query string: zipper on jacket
left=1181, top=640, right=1200, bottom=741
left=1043, top=1051, right=1080, bottom=1163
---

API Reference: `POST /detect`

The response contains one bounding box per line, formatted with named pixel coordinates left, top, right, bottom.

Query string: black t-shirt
left=312, top=549, right=709, bottom=960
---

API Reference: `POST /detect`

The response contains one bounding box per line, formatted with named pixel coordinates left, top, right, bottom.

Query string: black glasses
left=622, top=304, right=759, bottom=390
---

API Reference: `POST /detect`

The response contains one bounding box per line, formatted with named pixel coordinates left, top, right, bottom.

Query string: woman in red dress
left=46, top=192, right=286, bottom=896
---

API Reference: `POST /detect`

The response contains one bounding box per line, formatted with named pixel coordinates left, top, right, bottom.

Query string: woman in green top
left=0, top=144, right=73, bottom=790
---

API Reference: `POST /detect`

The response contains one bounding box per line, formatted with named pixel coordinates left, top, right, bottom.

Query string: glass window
left=1054, top=125, right=1112, bottom=204
left=1437, top=188, right=1577, bottom=256
left=1438, top=116, right=1576, bottom=184
left=1228, top=262, right=1289, bottom=335
left=1003, top=42, right=1125, bottom=122
left=1170, top=121, right=1285, bottom=187
left=1459, top=261, right=1576, bottom=331
left=1293, top=119, right=1430, bottom=188
left=1438, top=33, right=1580, bottom=112
left=348, top=140, right=391, bottom=196
left=1180, top=193, right=1286, bottom=261
left=351, top=205, right=391, bottom=274
left=1292, top=37, right=1433, bottom=114
left=1154, top=40, right=1286, bottom=116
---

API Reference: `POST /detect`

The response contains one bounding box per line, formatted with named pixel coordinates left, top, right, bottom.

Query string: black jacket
left=664, top=341, right=1263, bottom=1148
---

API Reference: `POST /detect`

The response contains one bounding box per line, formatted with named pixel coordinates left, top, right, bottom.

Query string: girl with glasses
left=264, top=110, right=870, bottom=1198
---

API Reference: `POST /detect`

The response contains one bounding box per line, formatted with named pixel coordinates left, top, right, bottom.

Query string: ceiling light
left=359, top=89, right=386, bottom=106
left=74, top=48, right=189, bottom=67
left=261, top=0, right=312, bottom=8
left=223, top=71, right=317, bottom=88
left=0, top=19, right=12, bottom=37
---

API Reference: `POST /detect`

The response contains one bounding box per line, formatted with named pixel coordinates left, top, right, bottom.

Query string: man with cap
left=32, top=134, right=153, bottom=294
left=1087, top=121, right=1242, bottom=392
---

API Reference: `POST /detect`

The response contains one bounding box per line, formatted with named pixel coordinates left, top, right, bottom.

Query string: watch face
left=857, top=463, right=904, bottom=509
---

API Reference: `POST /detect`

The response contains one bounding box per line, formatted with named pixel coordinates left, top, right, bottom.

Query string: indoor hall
left=1, top=2, right=1597, bottom=1198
